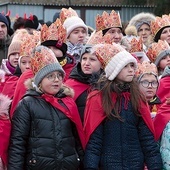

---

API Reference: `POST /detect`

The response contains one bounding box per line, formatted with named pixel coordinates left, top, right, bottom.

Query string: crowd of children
left=0, top=7, right=170, bottom=170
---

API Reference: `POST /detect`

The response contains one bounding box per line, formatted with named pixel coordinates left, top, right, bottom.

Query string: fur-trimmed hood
left=128, top=12, right=155, bottom=31
left=25, top=78, right=74, bottom=98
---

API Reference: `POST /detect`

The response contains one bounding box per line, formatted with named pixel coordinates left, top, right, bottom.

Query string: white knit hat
left=105, top=51, right=137, bottom=80
left=63, top=16, right=88, bottom=37
left=94, top=43, right=137, bottom=81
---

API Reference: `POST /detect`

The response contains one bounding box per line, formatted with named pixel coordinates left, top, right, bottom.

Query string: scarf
left=40, top=93, right=85, bottom=148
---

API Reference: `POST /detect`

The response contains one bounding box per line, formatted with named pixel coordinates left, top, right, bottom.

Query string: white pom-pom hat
left=93, top=43, right=137, bottom=80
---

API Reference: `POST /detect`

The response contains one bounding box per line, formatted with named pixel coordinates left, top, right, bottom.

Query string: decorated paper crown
left=95, top=10, right=122, bottom=32
left=20, top=30, right=40, bottom=57
left=129, top=37, right=143, bottom=53
left=41, top=18, right=67, bottom=46
left=86, top=30, right=113, bottom=45
left=11, top=29, right=29, bottom=43
left=146, top=40, right=170, bottom=63
left=94, top=43, right=125, bottom=68
left=31, top=46, right=58, bottom=75
left=60, top=7, right=78, bottom=24
left=151, top=14, right=170, bottom=39
left=135, top=61, right=158, bottom=78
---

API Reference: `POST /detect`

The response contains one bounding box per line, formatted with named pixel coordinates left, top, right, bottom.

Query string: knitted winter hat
left=7, top=40, right=21, bottom=58
left=93, top=43, right=137, bottom=80
left=31, top=45, right=65, bottom=86
left=128, top=12, right=155, bottom=32
left=147, top=40, right=170, bottom=66
left=63, top=16, right=88, bottom=37
left=0, top=13, right=9, bottom=30
left=24, top=15, right=39, bottom=30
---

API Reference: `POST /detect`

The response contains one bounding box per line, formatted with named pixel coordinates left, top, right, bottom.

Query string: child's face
left=138, top=74, right=158, bottom=101
left=81, top=53, right=101, bottom=74
left=20, top=56, right=31, bottom=73
left=9, top=53, right=19, bottom=68
left=40, top=71, right=63, bottom=95
left=105, top=27, right=123, bottom=44
left=68, top=27, right=87, bottom=45
left=159, top=55, right=170, bottom=71
left=116, top=63, right=135, bottom=82
left=160, top=27, right=170, bottom=45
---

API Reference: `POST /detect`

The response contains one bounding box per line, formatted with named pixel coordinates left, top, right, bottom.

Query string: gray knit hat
left=155, top=49, right=170, bottom=66
left=31, top=45, right=65, bottom=86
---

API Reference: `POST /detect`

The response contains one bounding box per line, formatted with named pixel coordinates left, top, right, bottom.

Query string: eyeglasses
left=46, top=72, right=63, bottom=81
left=140, top=80, right=158, bottom=88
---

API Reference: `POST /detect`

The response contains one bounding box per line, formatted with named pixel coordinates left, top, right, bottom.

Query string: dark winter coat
left=84, top=97, right=163, bottom=170
left=0, top=35, right=11, bottom=64
left=66, top=63, right=101, bottom=123
left=8, top=84, right=83, bottom=170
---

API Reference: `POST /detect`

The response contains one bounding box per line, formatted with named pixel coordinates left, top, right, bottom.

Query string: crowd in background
left=0, top=7, right=170, bottom=169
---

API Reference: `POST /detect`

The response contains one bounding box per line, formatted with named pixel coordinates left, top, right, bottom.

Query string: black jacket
left=8, top=89, right=82, bottom=170
left=69, top=63, right=102, bottom=122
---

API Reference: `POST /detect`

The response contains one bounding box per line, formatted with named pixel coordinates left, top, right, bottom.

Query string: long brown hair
left=97, top=75, right=145, bottom=120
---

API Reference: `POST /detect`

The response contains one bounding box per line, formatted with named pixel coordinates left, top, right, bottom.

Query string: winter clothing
left=62, top=53, right=76, bottom=82
left=67, top=42, right=84, bottom=63
left=0, top=94, right=12, bottom=169
left=94, top=43, right=137, bottom=81
left=24, top=15, right=39, bottom=30
left=10, top=70, right=34, bottom=118
left=7, top=40, right=21, bottom=58
left=1, top=59, right=15, bottom=75
left=0, top=13, right=9, bottom=30
left=154, top=101, right=170, bottom=169
left=84, top=90, right=163, bottom=169
left=0, top=35, right=11, bottom=65
left=65, top=63, right=100, bottom=122
left=30, top=45, right=65, bottom=86
left=128, top=12, right=155, bottom=32
left=155, top=49, right=170, bottom=67
left=63, top=16, right=88, bottom=38
left=41, top=40, right=68, bottom=56
left=8, top=84, right=84, bottom=170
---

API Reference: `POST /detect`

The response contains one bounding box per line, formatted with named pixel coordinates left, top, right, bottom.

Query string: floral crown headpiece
left=96, top=10, right=122, bottom=32
left=135, top=61, right=158, bottom=78
left=146, top=40, right=170, bottom=63
left=94, top=43, right=125, bottom=68
left=129, top=37, right=144, bottom=53
left=151, top=14, right=170, bottom=38
left=41, top=19, right=67, bottom=47
left=60, top=7, right=78, bottom=24
left=20, top=31, right=40, bottom=57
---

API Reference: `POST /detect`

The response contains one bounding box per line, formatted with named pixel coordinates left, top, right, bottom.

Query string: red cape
left=65, top=78, right=90, bottom=101
left=10, top=70, right=34, bottom=118
left=63, top=55, right=76, bottom=82
left=157, top=76, right=170, bottom=104
left=1, top=75, right=19, bottom=98
left=0, top=119, right=11, bottom=166
left=41, top=94, right=85, bottom=149
left=83, top=90, right=155, bottom=148
left=0, top=75, right=11, bottom=93
left=154, top=102, right=170, bottom=140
